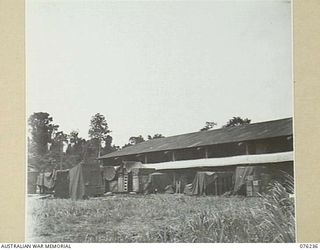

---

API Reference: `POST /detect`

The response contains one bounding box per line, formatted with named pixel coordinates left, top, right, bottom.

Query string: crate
left=123, top=174, right=129, bottom=192
left=252, top=180, right=260, bottom=195
left=246, top=180, right=253, bottom=196
left=118, top=174, right=124, bottom=192
left=132, top=175, right=140, bottom=193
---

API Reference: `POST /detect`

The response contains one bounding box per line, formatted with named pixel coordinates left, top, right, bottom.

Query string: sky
left=26, top=0, right=292, bottom=147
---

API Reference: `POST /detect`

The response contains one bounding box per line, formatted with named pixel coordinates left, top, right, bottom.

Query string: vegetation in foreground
left=27, top=185, right=295, bottom=243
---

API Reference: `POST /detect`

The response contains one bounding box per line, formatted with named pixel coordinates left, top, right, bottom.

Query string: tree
left=67, top=131, right=87, bottom=155
left=147, top=134, right=165, bottom=140
left=122, top=135, right=145, bottom=148
left=129, top=135, right=145, bottom=145
left=100, top=135, right=119, bottom=156
left=64, top=131, right=88, bottom=167
left=28, top=112, right=59, bottom=156
left=122, top=143, right=132, bottom=149
left=88, top=113, right=111, bottom=157
left=200, top=121, right=217, bottom=131
left=223, top=117, right=251, bottom=128
left=69, top=130, right=80, bottom=145
left=50, top=131, right=69, bottom=170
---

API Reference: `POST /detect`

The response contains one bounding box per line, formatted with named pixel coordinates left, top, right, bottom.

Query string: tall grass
left=27, top=186, right=295, bottom=243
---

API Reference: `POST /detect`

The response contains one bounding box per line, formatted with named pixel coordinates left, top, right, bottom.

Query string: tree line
left=28, top=112, right=166, bottom=171
left=199, top=117, right=251, bottom=131
left=28, top=112, right=250, bottom=171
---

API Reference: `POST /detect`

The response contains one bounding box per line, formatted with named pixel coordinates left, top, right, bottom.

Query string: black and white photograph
left=26, top=0, right=294, bottom=243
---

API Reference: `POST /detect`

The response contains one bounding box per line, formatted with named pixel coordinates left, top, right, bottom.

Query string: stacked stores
left=105, top=162, right=156, bottom=193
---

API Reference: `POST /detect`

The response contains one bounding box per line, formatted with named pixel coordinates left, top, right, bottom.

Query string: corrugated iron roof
left=99, top=117, right=292, bottom=159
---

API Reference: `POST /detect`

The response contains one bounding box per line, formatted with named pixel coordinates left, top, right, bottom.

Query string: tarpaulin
left=109, top=180, right=118, bottom=192
left=131, top=165, right=155, bottom=193
left=82, top=165, right=104, bottom=196
left=139, top=175, right=149, bottom=193
left=54, top=170, right=70, bottom=198
left=233, top=166, right=255, bottom=194
left=69, top=164, right=85, bottom=200
left=102, top=166, right=120, bottom=181
left=234, top=166, right=280, bottom=194
left=122, top=161, right=145, bottom=173
left=184, top=172, right=218, bottom=195
left=145, top=172, right=173, bottom=193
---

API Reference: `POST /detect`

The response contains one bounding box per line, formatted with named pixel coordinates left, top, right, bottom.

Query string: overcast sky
left=27, top=0, right=292, bottom=146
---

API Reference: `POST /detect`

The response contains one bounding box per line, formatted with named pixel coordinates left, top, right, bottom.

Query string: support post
left=204, top=147, right=208, bottom=158
left=245, top=142, right=249, bottom=155
left=215, top=179, right=218, bottom=196
left=172, top=151, right=176, bottom=161
left=144, top=154, right=148, bottom=164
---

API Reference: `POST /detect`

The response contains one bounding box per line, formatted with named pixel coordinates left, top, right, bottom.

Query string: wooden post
left=144, top=154, right=148, bottom=164
left=221, top=177, right=224, bottom=194
left=172, top=151, right=176, bottom=161
left=204, top=147, right=208, bottom=158
left=245, top=142, right=249, bottom=155
left=215, top=179, right=218, bottom=196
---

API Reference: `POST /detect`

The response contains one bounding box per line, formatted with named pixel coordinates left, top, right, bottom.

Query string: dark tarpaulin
left=69, top=164, right=85, bottom=200
left=54, top=170, right=70, bottom=198
left=184, top=172, right=218, bottom=195
left=145, top=172, right=173, bottom=193
left=82, top=165, right=104, bottom=196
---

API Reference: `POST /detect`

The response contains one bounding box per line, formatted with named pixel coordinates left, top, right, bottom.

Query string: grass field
left=27, top=190, right=295, bottom=243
